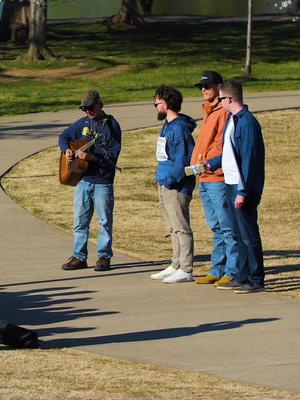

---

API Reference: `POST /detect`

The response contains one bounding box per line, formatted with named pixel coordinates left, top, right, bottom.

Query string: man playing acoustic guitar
left=58, top=90, right=122, bottom=271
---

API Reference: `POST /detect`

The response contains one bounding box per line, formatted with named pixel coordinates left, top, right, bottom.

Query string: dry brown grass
left=1, top=110, right=300, bottom=399
left=1, top=348, right=299, bottom=400
left=2, top=109, right=300, bottom=299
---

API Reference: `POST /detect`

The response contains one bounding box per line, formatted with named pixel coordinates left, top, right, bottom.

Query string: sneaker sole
left=94, top=267, right=111, bottom=271
left=163, top=278, right=194, bottom=284
left=150, top=275, right=166, bottom=280
left=214, top=280, right=232, bottom=287
left=150, top=270, right=177, bottom=280
left=62, top=265, right=88, bottom=270
left=217, top=285, right=241, bottom=290
left=234, top=288, right=265, bottom=294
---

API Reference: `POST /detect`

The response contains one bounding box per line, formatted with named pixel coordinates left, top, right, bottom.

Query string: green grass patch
left=0, top=20, right=299, bottom=117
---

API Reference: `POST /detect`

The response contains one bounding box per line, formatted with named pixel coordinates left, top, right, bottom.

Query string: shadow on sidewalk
left=264, top=249, right=300, bottom=293
left=0, top=285, right=120, bottom=338
left=43, top=317, right=280, bottom=348
left=0, top=261, right=170, bottom=289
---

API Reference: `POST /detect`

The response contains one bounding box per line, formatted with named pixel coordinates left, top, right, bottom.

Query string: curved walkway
left=0, top=91, right=300, bottom=393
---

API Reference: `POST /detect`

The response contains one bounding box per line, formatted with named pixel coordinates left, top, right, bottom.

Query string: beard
left=157, top=112, right=167, bottom=121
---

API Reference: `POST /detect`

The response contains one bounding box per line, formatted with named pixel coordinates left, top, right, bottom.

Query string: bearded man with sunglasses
left=150, top=85, right=196, bottom=283
left=58, top=90, right=121, bottom=272
left=191, top=71, right=240, bottom=287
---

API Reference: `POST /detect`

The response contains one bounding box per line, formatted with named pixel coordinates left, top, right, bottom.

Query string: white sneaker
left=150, top=265, right=177, bottom=280
left=163, top=269, right=193, bottom=284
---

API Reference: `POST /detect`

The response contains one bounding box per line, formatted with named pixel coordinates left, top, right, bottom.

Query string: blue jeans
left=225, top=184, right=264, bottom=286
left=73, top=180, right=114, bottom=261
left=199, top=182, right=239, bottom=279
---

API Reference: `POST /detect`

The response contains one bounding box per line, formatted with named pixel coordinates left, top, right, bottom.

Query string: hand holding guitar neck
left=65, top=148, right=95, bottom=162
left=77, top=150, right=97, bottom=161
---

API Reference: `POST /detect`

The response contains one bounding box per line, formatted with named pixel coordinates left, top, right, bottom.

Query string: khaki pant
left=158, top=185, right=193, bottom=273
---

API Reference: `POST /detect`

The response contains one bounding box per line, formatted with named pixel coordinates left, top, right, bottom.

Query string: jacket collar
left=231, top=105, right=249, bottom=119
left=202, top=99, right=223, bottom=114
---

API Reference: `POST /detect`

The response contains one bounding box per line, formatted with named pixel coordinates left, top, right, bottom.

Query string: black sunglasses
left=218, top=96, right=232, bottom=101
left=201, top=85, right=214, bottom=90
left=153, top=102, right=163, bottom=107
left=80, top=105, right=95, bottom=112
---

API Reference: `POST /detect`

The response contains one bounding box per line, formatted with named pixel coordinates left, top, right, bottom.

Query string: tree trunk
left=22, top=0, right=54, bottom=61
left=109, top=0, right=145, bottom=26
left=0, top=0, right=30, bottom=43
left=244, top=0, right=253, bottom=76
left=139, top=0, right=154, bottom=15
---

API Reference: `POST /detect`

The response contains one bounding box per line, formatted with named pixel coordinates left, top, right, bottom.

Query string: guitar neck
left=75, top=137, right=96, bottom=155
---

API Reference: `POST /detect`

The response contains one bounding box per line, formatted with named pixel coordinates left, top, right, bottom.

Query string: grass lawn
left=2, top=109, right=300, bottom=299
left=0, top=19, right=299, bottom=117
left=1, top=18, right=300, bottom=398
left=1, top=348, right=300, bottom=400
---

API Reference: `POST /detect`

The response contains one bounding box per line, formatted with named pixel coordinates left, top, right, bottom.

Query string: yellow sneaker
left=214, top=276, right=232, bottom=287
left=195, top=274, right=219, bottom=284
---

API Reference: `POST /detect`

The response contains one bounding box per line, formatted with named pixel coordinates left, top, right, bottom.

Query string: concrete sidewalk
left=0, top=92, right=300, bottom=393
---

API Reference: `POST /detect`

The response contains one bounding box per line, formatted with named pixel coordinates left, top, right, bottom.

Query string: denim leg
left=73, top=180, right=94, bottom=260
left=93, top=183, right=114, bottom=259
left=234, top=193, right=264, bottom=286
left=199, top=182, right=239, bottom=278
left=225, top=185, right=264, bottom=285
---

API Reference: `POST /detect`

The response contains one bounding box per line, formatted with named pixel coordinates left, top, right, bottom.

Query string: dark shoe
left=62, top=256, right=87, bottom=270
left=234, top=284, right=265, bottom=294
left=217, top=279, right=242, bottom=290
left=94, top=258, right=111, bottom=271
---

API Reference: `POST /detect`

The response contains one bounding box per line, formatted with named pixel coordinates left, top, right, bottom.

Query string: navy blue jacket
left=156, top=114, right=196, bottom=197
left=209, top=106, right=265, bottom=197
left=58, top=114, right=121, bottom=184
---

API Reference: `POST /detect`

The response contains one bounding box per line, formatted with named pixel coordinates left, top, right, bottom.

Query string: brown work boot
left=94, top=258, right=111, bottom=271
left=61, top=256, right=88, bottom=270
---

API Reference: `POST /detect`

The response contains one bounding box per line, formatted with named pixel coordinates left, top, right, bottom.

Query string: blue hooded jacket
left=58, top=114, right=121, bottom=184
left=209, top=106, right=265, bottom=197
left=155, top=114, right=196, bottom=197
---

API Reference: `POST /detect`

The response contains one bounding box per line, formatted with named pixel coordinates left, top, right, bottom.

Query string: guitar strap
left=96, top=117, right=121, bottom=172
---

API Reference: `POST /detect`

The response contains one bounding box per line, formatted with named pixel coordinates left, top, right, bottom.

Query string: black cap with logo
left=194, top=71, right=223, bottom=88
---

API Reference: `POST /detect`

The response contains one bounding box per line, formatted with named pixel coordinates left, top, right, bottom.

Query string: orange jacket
left=191, top=100, right=228, bottom=183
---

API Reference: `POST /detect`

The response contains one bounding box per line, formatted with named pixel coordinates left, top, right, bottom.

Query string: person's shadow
left=0, top=285, right=120, bottom=340
left=263, top=250, right=300, bottom=293
left=45, top=317, right=279, bottom=348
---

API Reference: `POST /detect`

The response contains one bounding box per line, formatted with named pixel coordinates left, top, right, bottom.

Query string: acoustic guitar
left=59, top=133, right=100, bottom=187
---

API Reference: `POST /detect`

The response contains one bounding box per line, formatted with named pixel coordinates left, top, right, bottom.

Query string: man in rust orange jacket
left=191, top=71, right=239, bottom=286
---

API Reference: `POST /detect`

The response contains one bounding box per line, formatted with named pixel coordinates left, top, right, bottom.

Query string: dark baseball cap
left=194, top=71, right=223, bottom=88
left=79, top=90, right=102, bottom=109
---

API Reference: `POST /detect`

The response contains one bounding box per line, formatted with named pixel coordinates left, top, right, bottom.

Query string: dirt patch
left=0, top=64, right=130, bottom=81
